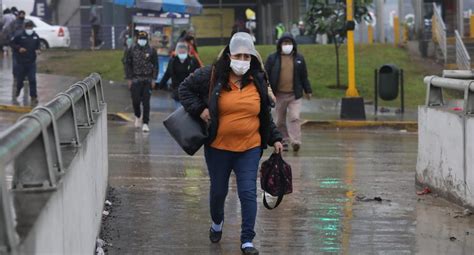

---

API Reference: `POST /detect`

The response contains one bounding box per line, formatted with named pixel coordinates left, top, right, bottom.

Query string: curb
left=107, top=112, right=133, bottom=122
left=0, top=104, right=33, bottom=113
left=302, top=120, right=418, bottom=131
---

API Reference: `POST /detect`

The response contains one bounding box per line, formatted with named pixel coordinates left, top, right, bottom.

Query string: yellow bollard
left=345, top=0, right=359, bottom=97
left=368, top=25, right=374, bottom=44
left=393, top=16, right=400, bottom=46
left=470, top=15, right=474, bottom=38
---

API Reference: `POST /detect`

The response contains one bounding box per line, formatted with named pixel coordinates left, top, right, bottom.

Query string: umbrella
left=114, top=0, right=203, bottom=15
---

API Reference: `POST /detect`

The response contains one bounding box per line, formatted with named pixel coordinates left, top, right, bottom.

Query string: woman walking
left=179, top=32, right=283, bottom=255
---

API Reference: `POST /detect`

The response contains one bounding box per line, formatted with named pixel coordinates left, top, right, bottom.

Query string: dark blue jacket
left=11, top=30, right=40, bottom=64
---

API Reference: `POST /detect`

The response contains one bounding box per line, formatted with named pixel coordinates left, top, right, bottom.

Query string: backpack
left=260, top=153, right=293, bottom=209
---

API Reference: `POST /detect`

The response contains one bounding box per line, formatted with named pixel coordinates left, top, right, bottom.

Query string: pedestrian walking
left=5, top=10, right=26, bottom=100
left=159, top=41, right=199, bottom=107
left=182, top=33, right=203, bottom=67
left=1, top=8, right=16, bottom=54
left=124, top=31, right=158, bottom=133
left=10, top=20, right=40, bottom=105
left=265, top=32, right=312, bottom=152
left=89, top=2, right=103, bottom=50
left=275, top=22, right=285, bottom=41
left=179, top=32, right=283, bottom=255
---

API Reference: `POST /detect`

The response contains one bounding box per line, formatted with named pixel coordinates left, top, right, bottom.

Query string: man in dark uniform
left=10, top=20, right=40, bottom=105
left=125, top=31, right=158, bottom=132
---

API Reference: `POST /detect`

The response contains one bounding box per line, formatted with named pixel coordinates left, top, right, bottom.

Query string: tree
left=306, top=0, right=373, bottom=88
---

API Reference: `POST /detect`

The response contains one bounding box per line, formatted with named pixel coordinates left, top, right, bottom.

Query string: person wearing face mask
left=265, top=32, right=312, bottom=152
left=10, top=20, right=40, bottom=105
left=6, top=10, right=26, bottom=38
left=158, top=41, right=199, bottom=107
left=124, top=31, right=158, bottom=133
left=5, top=10, right=26, bottom=101
left=179, top=32, right=283, bottom=255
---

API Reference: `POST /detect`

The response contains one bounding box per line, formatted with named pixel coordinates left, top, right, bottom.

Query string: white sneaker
left=142, top=124, right=150, bottom=132
left=134, top=117, right=141, bottom=128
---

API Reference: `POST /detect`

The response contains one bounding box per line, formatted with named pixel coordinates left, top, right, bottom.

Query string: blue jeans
left=204, top=146, right=262, bottom=243
left=16, top=62, right=37, bottom=97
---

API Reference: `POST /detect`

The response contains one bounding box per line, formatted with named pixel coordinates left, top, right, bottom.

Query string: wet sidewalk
left=102, top=112, right=474, bottom=254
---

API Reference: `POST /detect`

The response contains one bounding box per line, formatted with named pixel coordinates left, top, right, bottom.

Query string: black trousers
left=130, top=79, right=152, bottom=124
left=92, top=25, right=102, bottom=46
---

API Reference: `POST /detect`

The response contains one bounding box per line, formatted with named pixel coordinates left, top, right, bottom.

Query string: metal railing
left=432, top=3, right=447, bottom=63
left=0, top=73, right=104, bottom=251
left=424, top=73, right=474, bottom=114
left=455, top=30, right=471, bottom=70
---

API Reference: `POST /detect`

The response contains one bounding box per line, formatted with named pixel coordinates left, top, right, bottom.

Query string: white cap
left=229, top=32, right=258, bottom=57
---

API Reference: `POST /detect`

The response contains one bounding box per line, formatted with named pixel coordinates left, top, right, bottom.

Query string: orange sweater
left=210, top=80, right=261, bottom=152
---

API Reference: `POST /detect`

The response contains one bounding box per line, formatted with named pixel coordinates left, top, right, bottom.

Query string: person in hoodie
left=265, top=32, right=312, bottom=152
left=124, top=31, right=158, bottom=133
left=179, top=32, right=283, bottom=255
left=158, top=40, right=199, bottom=107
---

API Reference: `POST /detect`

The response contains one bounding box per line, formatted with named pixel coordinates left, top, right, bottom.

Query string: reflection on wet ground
left=104, top=113, right=474, bottom=254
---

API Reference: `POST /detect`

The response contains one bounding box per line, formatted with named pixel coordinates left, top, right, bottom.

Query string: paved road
left=103, top=112, right=474, bottom=254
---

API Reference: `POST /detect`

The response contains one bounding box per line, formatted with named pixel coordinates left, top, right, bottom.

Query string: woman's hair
left=212, top=45, right=263, bottom=91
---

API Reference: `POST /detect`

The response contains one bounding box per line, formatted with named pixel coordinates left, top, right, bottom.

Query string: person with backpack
left=265, top=32, right=312, bottom=152
left=124, top=31, right=158, bottom=133
left=158, top=40, right=199, bottom=107
left=179, top=32, right=283, bottom=255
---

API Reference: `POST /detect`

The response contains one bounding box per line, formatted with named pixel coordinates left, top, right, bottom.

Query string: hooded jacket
left=178, top=58, right=282, bottom=150
left=265, top=32, right=312, bottom=99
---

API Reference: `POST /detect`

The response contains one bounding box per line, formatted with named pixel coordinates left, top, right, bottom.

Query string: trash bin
left=378, top=64, right=399, bottom=101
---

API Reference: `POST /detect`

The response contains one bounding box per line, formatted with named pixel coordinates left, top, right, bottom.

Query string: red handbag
left=260, top=153, right=292, bottom=209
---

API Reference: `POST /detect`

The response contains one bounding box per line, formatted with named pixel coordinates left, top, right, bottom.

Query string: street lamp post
left=340, top=0, right=366, bottom=120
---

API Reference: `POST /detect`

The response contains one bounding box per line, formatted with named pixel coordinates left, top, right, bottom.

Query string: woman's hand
left=273, top=141, right=283, bottom=154
left=200, top=108, right=211, bottom=124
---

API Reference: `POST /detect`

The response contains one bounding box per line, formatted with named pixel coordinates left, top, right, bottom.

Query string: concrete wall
left=417, top=106, right=473, bottom=207
left=17, top=106, right=108, bottom=254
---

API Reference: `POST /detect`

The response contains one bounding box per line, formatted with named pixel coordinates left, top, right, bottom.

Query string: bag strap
left=208, top=66, right=216, bottom=103
left=263, top=191, right=284, bottom=210
left=262, top=153, right=288, bottom=210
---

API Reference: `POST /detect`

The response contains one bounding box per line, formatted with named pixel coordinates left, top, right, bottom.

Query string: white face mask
left=230, top=59, right=250, bottom=76
left=25, top=29, right=34, bottom=36
left=137, top=39, right=147, bottom=47
left=178, top=53, right=188, bottom=61
left=282, top=45, right=293, bottom=55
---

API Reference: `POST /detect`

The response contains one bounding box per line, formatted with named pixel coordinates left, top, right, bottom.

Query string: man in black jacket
left=265, top=32, right=312, bottom=152
left=159, top=41, right=199, bottom=108
left=125, top=31, right=158, bottom=132
left=11, top=20, right=40, bottom=105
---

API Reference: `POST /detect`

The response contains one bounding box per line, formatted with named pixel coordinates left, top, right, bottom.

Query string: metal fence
left=425, top=71, right=474, bottom=114
left=455, top=30, right=471, bottom=70
left=432, top=2, right=447, bottom=64
left=0, top=73, right=104, bottom=251
left=67, top=25, right=128, bottom=50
